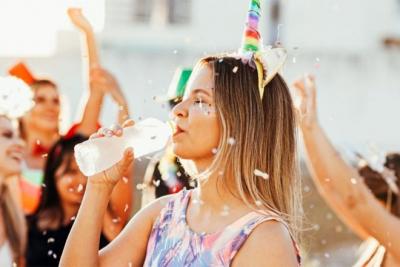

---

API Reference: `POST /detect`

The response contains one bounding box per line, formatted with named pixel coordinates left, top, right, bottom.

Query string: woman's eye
left=35, top=97, right=45, bottom=103
left=1, top=131, right=13, bottom=139
left=53, top=98, right=60, bottom=105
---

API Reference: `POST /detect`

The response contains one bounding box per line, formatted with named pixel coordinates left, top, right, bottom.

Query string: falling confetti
left=335, top=225, right=343, bottom=233
left=136, top=183, right=147, bottom=191
left=211, top=148, right=218, bottom=154
left=255, top=200, right=263, bottom=207
left=122, top=177, right=129, bottom=184
left=292, top=57, right=297, bottom=63
left=350, top=178, right=357, bottom=185
left=227, top=137, right=236, bottom=146
left=254, top=169, right=269, bottom=180
left=41, top=153, right=48, bottom=158
left=70, top=216, right=76, bottom=221
left=232, top=66, right=239, bottom=73
left=153, top=180, right=161, bottom=187
left=47, top=237, right=55, bottom=243
left=124, top=204, right=129, bottom=213
left=77, top=184, right=84, bottom=192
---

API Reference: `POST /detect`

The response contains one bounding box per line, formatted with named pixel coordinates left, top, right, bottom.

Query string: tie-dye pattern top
left=143, top=189, right=301, bottom=266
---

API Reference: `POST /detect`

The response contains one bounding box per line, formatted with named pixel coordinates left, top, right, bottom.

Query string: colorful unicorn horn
left=241, top=0, right=262, bottom=53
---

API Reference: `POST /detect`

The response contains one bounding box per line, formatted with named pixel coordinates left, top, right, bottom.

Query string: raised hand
left=89, top=67, right=127, bottom=106
left=68, top=7, right=100, bottom=68
left=68, top=8, right=93, bottom=33
left=292, top=74, right=318, bottom=129
left=88, top=120, right=135, bottom=186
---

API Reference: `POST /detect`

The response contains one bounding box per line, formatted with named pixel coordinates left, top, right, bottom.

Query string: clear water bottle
left=74, top=118, right=172, bottom=176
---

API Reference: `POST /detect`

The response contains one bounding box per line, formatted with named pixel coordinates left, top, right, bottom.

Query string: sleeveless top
left=144, top=190, right=301, bottom=266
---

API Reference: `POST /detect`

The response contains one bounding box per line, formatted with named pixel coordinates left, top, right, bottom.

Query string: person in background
left=293, top=75, right=400, bottom=266
left=26, top=134, right=131, bottom=267
left=9, top=63, right=127, bottom=214
left=0, top=76, right=34, bottom=266
left=142, top=68, right=196, bottom=207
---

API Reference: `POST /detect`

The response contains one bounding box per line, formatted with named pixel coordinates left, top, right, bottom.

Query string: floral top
left=144, top=189, right=301, bottom=266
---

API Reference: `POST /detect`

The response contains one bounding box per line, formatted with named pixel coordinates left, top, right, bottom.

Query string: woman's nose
left=171, top=100, right=188, bottom=119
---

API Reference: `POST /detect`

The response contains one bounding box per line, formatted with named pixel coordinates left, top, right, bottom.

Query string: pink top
left=144, top=189, right=301, bottom=266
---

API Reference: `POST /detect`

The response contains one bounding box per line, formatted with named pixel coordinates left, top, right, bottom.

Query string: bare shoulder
left=139, top=192, right=180, bottom=222
left=232, top=219, right=299, bottom=267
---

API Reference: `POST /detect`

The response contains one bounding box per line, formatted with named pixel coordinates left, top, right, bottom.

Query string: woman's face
left=171, top=65, right=220, bottom=165
left=0, top=117, right=24, bottom=178
left=55, top=157, right=86, bottom=206
left=25, top=84, right=60, bottom=132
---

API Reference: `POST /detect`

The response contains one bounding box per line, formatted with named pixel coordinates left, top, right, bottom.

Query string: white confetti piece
left=77, top=184, right=84, bottom=192
left=232, top=66, right=239, bottom=73
left=254, top=169, right=269, bottom=180
left=227, top=137, right=236, bottom=146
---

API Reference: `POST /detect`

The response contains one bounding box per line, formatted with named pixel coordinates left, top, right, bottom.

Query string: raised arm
left=60, top=123, right=165, bottom=267
left=68, top=8, right=104, bottom=136
left=293, top=75, right=400, bottom=260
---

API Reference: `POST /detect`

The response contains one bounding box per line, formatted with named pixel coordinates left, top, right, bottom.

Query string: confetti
left=41, top=153, right=48, bottom=158
left=136, top=183, right=147, bottom=191
left=350, top=178, right=357, bottom=185
left=255, top=200, right=263, bottom=207
left=124, top=204, right=129, bottom=213
left=112, top=217, right=121, bottom=224
left=153, top=180, right=161, bottom=187
left=70, top=216, right=76, bottom=221
left=227, top=137, right=236, bottom=146
left=335, top=225, right=343, bottom=233
left=47, top=237, right=55, bottom=243
left=254, top=169, right=269, bottom=179
left=48, top=250, right=53, bottom=256
left=292, top=57, right=297, bottom=63
left=211, top=148, right=218, bottom=154
left=324, top=253, right=330, bottom=258
left=122, top=177, right=129, bottom=184
left=232, top=66, right=239, bottom=73
left=326, top=213, right=333, bottom=220
left=77, top=184, right=84, bottom=192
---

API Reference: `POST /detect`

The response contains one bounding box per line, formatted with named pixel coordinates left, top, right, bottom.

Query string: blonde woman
left=61, top=1, right=302, bottom=266
left=0, top=115, right=27, bottom=266
left=293, top=75, right=400, bottom=266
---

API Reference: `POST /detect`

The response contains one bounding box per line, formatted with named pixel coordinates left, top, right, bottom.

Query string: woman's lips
left=173, top=125, right=186, bottom=138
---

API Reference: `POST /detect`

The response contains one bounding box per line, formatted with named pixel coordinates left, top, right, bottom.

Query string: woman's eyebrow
left=191, top=88, right=211, bottom=96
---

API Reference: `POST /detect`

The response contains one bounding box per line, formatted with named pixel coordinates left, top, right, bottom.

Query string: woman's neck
left=193, top=170, right=245, bottom=212
left=25, top=127, right=58, bottom=153
left=61, top=202, right=80, bottom=226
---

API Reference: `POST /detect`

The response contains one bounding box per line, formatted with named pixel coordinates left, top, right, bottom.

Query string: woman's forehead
left=184, top=65, right=214, bottom=98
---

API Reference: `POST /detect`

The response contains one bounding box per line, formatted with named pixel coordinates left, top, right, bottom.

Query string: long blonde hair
left=183, top=55, right=302, bottom=241
left=1, top=180, right=26, bottom=263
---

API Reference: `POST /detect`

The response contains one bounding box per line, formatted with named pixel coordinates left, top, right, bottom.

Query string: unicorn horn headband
left=239, top=0, right=287, bottom=99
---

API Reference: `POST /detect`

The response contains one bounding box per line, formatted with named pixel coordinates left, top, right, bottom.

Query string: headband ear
left=239, top=0, right=287, bottom=98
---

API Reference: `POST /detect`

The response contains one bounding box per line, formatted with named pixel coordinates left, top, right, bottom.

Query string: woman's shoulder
left=142, top=190, right=189, bottom=222
left=233, top=218, right=300, bottom=266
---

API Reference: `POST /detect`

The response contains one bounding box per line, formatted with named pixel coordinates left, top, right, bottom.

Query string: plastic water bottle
left=74, top=118, right=172, bottom=176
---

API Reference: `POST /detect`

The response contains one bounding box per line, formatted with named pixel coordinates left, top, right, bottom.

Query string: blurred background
left=1, top=0, right=400, bottom=265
